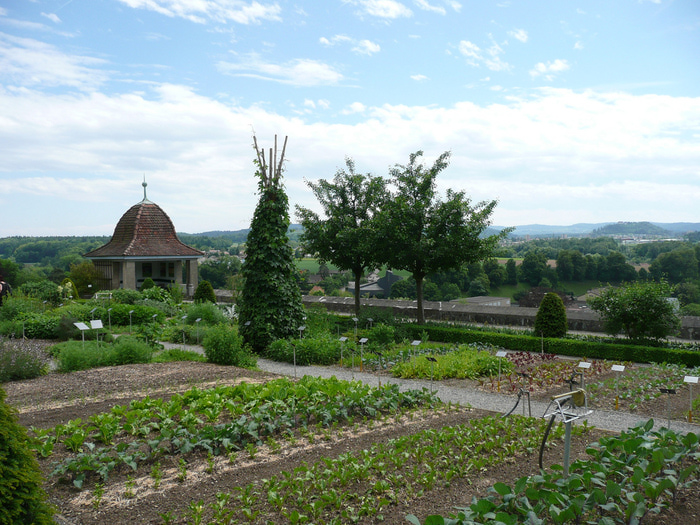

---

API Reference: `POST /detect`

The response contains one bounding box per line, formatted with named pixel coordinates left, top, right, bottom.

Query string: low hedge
left=400, top=324, right=700, bottom=367
left=266, top=333, right=342, bottom=366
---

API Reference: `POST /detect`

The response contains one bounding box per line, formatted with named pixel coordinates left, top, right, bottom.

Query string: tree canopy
left=377, top=150, right=509, bottom=323
left=295, top=157, right=387, bottom=316
left=588, top=280, right=680, bottom=341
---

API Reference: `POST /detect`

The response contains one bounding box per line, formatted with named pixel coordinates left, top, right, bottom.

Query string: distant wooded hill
left=1, top=222, right=697, bottom=267
left=501, top=222, right=700, bottom=237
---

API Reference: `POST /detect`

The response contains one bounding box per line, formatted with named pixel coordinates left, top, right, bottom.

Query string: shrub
left=266, top=333, right=341, bottom=366
left=53, top=341, right=109, bottom=372
left=358, top=306, right=396, bottom=328
left=141, top=286, right=170, bottom=302
left=140, top=277, right=156, bottom=291
left=0, top=338, right=51, bottom=382
left=202, top=324, right=256, bottom=368
left=111, top=288, right=142, bottom=305
left=0, top=320, right=23, bottom=339
left=184, top=302, right=227, bottom=326
left=17, top=313, right=60, bottom=339
left=168, top=283, right=184, bottom=304
left=56, top=314, right=81, bottom=341
left=59, top=278, right=79, bottom=300
left=111, top=336, right=153, bottom=364
left=135, top=298, right=178, bottom=317
left=193, top=280, right=217, bottom=303
left=534, top=292, right=568, bottom=338
left=53, top=338, right=152, bottom=372
left=0, top=386, right=55, bottom=524
left=368, top=323, right=396, bottom=348
left=160, top=323, right=211, bottom=345
left=681, top=303, right=700, bottom=316
left=0, top=295, right=44, bottom=322
left=152, top=348, right=206, bottom=363
left=18, top=281, right=60, bottom=305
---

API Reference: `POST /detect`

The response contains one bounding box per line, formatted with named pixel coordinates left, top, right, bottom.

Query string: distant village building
left=347, top=270, right=402, bottom=298
left=84, top=181, right=203, bottom=294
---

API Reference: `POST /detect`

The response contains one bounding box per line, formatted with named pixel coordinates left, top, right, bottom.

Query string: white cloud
left=342, top=101, right=367, bottom=114
left=319, top=35, right=353, bottom=46
left=352, top=39, right=380, bottom=55
left=320, top=35, right=380, bottom=56
left=217, top=54, right=343, bottom=86
left=41, top=12, right=61, bottom=23
left=458, top=36, right=511, bottom=71
left=458, top=40, right=481, bottom=61
left=574, top=41, right=584, bottom=50
left=411, top=74, right=428, bottom=81
left=508, top=28, right=528, bottom=43
left=529, top=59, right=570, bottom=79
left=1, top=82, right=699, bottom=234
left=0, top=32, right=108, bottom=91
left=344, top=0, right=412, bottom=19
left=414, top=0, right=446, bottom=15
left=116, top=0, right=282, bottom=25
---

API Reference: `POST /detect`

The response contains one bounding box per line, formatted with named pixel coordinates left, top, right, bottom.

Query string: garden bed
left=4, top=360, right=700, bottom=524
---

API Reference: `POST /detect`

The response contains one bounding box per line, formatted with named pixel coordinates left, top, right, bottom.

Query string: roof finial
left=141, top=174, right=151, bottom=203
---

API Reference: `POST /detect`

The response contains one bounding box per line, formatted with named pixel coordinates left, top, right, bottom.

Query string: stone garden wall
left=302, top=296, right=700, bottom=341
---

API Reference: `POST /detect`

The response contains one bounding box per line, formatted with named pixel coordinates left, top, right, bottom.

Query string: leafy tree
left=468, top=276, right=490, bottom=297
left=674, top=282, right=700, bottom=307
left=199, top=255, right=242, bottom=289
left=295, top=157, right=387, bottom=316
left=556, top=250, right=574, bottom=281
left=238, top=136, right=304, bottom=353
left=603, top=251, right=637, bottom=283
left=570, top=250, right=587, bottom=281
left=428, top=267, right=471, bottom=292
left=585, top=254, right=602, bottom=280
left=534, top=292, right=568, bottom=338
left=588, top=280, right=681, bottom=341
left=519, top=250, right=548, bottom=286
left=390, top=277, right=416, bottom=299
left=193, top=279, right=217, bottom=303
left=0, top=259, right=21, bottom=287
left=423, top=281, right=440, bottom=301
left=505, top=258, right=518, bottom=285
left=68, top=261, right=101, bottom=296
left=440, top=282, right=461, bottom=300
left=377, top=150, right=508, bottom=323
left=483, top=258, right=505, bottom=288
left=649, top=247, right=699, bottom=284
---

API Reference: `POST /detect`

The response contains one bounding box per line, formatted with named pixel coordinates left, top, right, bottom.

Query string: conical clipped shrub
left=140, top=277, right=156, bottom=291
left=534, top=292, right=568, bottom=338
left=0, top=386, right=55, bottom=524
left=193, top=280, right=217, bottom=303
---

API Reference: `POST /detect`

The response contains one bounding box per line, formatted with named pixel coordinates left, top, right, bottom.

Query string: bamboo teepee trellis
left=253, top=135, right=288, bottom=188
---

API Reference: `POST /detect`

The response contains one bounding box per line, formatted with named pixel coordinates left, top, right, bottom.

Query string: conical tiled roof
left=85, top=198, right=203, bottom=258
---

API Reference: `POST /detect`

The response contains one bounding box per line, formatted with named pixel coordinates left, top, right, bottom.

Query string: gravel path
left=255, top=357, right=700, bottom=435
left=161, top=342, right=700, bottom=436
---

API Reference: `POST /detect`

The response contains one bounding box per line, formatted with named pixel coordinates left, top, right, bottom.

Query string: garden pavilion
left=84, top=181, right=203, bottom=295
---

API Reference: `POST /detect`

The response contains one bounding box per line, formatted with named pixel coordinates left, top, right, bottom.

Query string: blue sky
left=1, top=0, right=698, bottom=236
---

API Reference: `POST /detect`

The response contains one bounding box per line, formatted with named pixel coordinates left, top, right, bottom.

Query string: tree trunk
left=354, top=270, right=362, bottom=317
left=416, top=275, right=425, bottom=324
